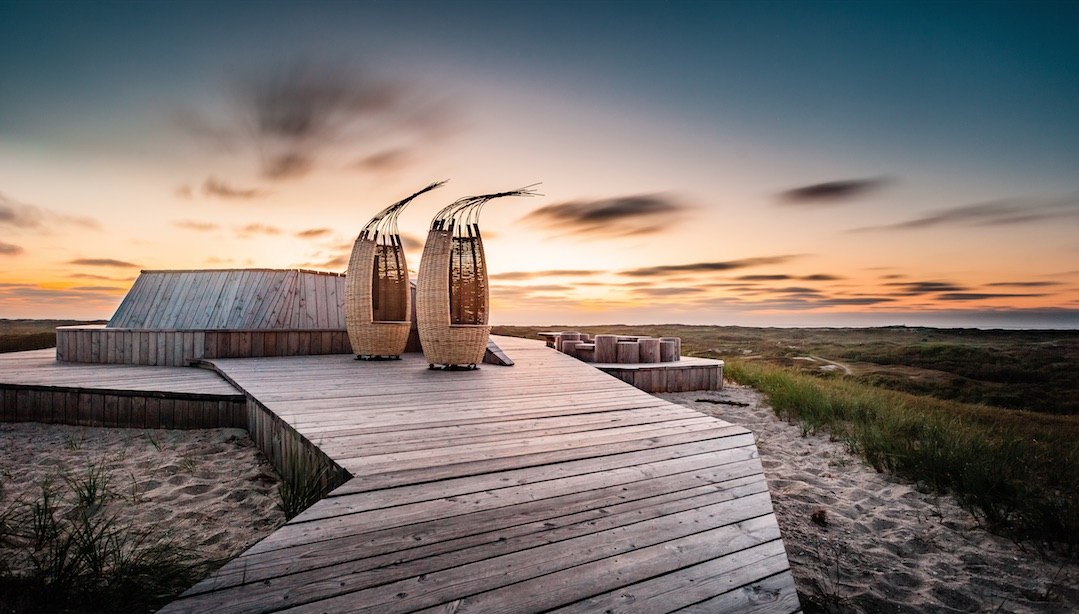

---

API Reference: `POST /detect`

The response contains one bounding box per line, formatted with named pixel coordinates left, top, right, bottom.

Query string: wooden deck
left=0, top=349, right=246, bottom=428
left=165, top=336, right=799, bottom=613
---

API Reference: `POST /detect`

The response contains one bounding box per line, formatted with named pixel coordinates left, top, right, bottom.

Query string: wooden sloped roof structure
left=108, top=269, right=346, bottom=330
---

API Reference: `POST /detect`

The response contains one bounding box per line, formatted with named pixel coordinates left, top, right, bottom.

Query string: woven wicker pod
left=346, top=181, right=445, bottom=359
left=417, top=186, right=539, bottom=368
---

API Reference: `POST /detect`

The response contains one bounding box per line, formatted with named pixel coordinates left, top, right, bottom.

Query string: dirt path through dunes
left=661, top=385, right=1078, bottom=613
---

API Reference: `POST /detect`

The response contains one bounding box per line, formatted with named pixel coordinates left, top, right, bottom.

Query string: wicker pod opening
left=417, top=186, right=539, bottom=369
left=345, top=181, right=445, bottom=359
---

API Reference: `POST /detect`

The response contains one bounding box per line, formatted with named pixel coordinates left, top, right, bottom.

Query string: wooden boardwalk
left=0, top=349, right=246, bottom=428
left=0, top=349, right=240, bottom=395
left=165, top=336, right=799, bottom=613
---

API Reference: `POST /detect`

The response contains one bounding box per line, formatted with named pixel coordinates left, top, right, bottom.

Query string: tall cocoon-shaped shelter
left=346, top=181, right=445, bottom=359
left=417, top=187, right=539, bottom=369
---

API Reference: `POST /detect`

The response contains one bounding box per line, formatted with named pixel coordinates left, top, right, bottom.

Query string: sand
left=661, top=385, right=1079, bottom=613
left=4, top=390, right=1077, bottom=612
left=0, top=423, right=285, bottom=579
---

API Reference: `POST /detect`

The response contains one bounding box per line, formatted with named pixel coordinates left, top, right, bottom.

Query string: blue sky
left=2, top=0, right=1078, bottom=327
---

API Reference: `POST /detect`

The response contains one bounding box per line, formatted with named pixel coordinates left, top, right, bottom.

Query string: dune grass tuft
left=0, top=463, right=212, bottom=613
left=725, top=359, right=1079, bottom=547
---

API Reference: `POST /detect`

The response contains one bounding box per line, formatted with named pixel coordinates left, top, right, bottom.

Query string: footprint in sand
left=179, top=483, right=213, bottom=496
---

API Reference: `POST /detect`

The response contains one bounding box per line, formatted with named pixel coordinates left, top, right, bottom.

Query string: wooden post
left=574, top=342, right=595, bottom=362
left=594, top=335, right=618, bottom=363
left=659, top=340, right=678, bottom=362
left=639, top=338, right=660, bottom=363
left=660, top=337, right=681, bottom=361
left=560, top=339, right=579, bottom=358
left=616, top=341, right=639, bottom=364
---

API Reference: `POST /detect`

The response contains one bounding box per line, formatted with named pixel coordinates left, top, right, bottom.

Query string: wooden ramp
left=164, top=336, right=800, bottom=613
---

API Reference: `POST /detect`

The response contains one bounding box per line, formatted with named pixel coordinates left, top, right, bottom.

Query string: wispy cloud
left=0, top=241, right=23, bottom=255
left=203, top=177, right=267, bottom=200
left=985, top=281, right=1062, bottom=288
left=1, top=191, right=99, bottom=230
left=632, top=287, right=707, bottom=297
left=69, top=273, right=134, bottom=282
left=938, top=292, right=1047, bottom=301
left=851, top=194, right=1079, bottom=232
left=0, top=283, right=126, bottom=306
left=353, top=148, right=413, bottom=173
left=621, top=255, right=804, bottom=277
left=778, top=177, right=890, bottom=205
left=173, top=219, right=220, bottom=232
left=522, top=194, right=689, bottom=238
left=295, top=228, right=332, bottom=239
left=885, top=280, right=967, bottom=295
left=400, top=233, right=423, bottom=251
left=67, top=258, right=140, bottom=268
left=177, top=61, right=455, bottom=181
left=491, top=269, right=604, bottom=281
left=235, top=224, right=281, bottom=238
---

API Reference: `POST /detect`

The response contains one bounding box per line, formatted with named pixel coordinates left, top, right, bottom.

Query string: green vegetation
left=725, top=359, right=1078, bottom=545
left=0, top=319, right=105, bottom=354
left=493, top=325, right=1078, bottom=415
left=493, top=324, right=1079, bottom=546
left=0, top=463, right=213, bottom=613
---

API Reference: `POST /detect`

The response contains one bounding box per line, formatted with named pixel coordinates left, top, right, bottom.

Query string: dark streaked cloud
left=354, top=148, right=413, bottom=173
left=734, top=272, right=843, bottom=282
left=491, top=269, right=604, bottom=281
left=1, top=192, right=99, bottom=230
left=851, top=194, right=1079, bottom=232
left=985, top=281, right=1062, bottom=288
left=621, top=254, right=803, bottom=277
left=522, top=194, right=688, bottom=238
left=68, top=258, right=140, bottom=268
left=173, top=219, right=220, bottom=232
left=295, top=228, right=332, bottom=239
left=885, top=280, right=967, bottom=295
left=735, top=274, right=791, bottom=281
left=0, top=283, right=126, bottom=306
left=0, top=242, right=23, bottom=255
left=813, top=297, right=897, bottom=306
left=70, top=273, right=134, bottom=282
left=400, top=233, right=423, bottom=251
left=632, top=287, right=707, bottom=297
left=235, top=224, right=282, bottom=238
left=203, top=177, right=267, bottom=200
left=778, top=177, right=890, bottom=205
left=938, top=292, right=1047, bottom=301
left=178, top=61, right=455, bottom=181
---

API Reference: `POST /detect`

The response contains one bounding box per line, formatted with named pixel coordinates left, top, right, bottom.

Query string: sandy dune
left=0, top=424, right=285, bottom=579
left=662, top=385, right=1078, bottom=613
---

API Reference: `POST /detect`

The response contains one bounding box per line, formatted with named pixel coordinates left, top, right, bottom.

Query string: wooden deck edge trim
left=243, top=395, right=353, bottom=506
left=595, top=363, right=725, bottom=393
left=0, top=385, right=246, bottom=429
left=0, top=382, right=245, bottom=403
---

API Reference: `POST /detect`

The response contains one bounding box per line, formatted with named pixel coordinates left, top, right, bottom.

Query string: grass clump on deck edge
left=724, top=359, right=1079, bottom=549
left=0, top=463, right=212, bottom=613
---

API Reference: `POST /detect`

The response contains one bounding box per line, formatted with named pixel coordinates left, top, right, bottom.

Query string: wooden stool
left=639, top=338, right=661, bottom=363
left=594, top=335, right=618, bottom=363
left=659, top=339, right=679, bottom=362
left=616, top=341, right=640, bottom=364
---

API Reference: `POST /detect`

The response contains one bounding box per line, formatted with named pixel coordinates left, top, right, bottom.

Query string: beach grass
left=724, top=359, right=1079, bottom=546
left=0, top=463, right=213, bottom=613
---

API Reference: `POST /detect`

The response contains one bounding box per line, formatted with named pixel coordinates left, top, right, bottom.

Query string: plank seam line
left=265, top=511, right=781, bottom=611
left=274, top=450, right=763, bottom=528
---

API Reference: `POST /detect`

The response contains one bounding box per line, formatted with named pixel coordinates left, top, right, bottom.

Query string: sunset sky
left=2, top=1, right=1077, bottom=327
